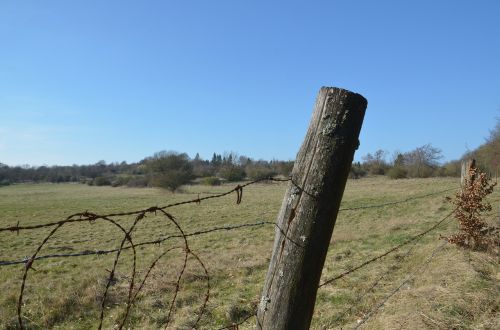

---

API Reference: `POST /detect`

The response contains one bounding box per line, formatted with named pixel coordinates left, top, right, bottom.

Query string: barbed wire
left=0, top=177, right=461, bottom=329
left=319, top=209, right=455, bottom=287
left=0, top=221, right=270, bottom=266
left=0, top=177, right=292, bottom=234
left=0, top=221, right=305, bottom=267
left=1, top=185, right=455, bottom=267
left=332, top=239, right=420, bottom=325
left=353, top=241, right=448, bottom=329
left=338, top=187, right=456, bottom=211
left=1, top=177, right=301, bottom=329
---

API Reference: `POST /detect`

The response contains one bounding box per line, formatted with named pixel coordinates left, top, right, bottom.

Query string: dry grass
left=0, top=176, right=498, bottom=329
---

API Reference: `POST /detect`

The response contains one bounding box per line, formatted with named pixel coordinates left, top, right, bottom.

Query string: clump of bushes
left=0, top=179, right=11, bottom=186
left=126, top=176, right=149, bottom=187
left=218, top=166, right=245, bottom=182
left=152, top=170, right=192, bottom=192
left=89, top=176, right=112, bottom=186
left=201, top=176, right=221, bottom=186
left=444, top=164, right=498, bottom=251
left=144, top=151, right=193, bottom=192
left=387, top=166, right=407, bottom=179
left=245, top=164, right=277, bottom=180
left=349, top=162, right=366, bottom=179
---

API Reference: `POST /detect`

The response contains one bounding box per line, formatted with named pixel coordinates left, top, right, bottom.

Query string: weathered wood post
left=257, top=87, right=367, bottom=329
left=461, top=158, right=476, bottom=189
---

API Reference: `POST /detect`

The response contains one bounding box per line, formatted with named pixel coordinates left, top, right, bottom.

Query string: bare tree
left=404, top=144, right=442, bottom=177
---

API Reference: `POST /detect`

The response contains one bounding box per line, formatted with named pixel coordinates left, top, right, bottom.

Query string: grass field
left=0, top=177, right=498, bottom=329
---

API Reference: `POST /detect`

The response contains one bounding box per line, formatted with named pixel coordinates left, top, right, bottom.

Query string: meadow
left=0, top=177, right=498, bottom=329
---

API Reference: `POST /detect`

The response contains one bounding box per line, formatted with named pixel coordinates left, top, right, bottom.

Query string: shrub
left=111, top=176, right=132, bottom=187
left=0, top=179, right=10, bottom=186
left=145, top=151, right=193, bottom=191
left=126, top=176, right=149, bottom=188
left=93, top=176, right=112, bottom=186
left=245, top=164, right=277, bottom=180
left=349, top=163, right=366, bottom=179
left=153, top=170, right=192, bottom=192
left=387, top=166, right=407, bottom=179
left=440, top=161, right=461, bottom=177
left=275, top=161, right=294, bottom=177
left=201, top=176, right=221, bottom=186
left=444, top=164, right=498, bottom=251
left=219, top=165, right=245, bottom=182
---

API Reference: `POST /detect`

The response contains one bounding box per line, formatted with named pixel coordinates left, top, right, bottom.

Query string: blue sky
left=1, top=0, right=499, bottom=166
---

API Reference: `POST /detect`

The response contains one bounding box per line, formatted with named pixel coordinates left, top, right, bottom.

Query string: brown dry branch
left=444, top=165, right=498, bottom=251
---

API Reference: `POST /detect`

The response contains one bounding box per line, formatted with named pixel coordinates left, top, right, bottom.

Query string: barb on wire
left=319, top=209, right=455, bottom=287
left=354, top=241, right=448, bottom=329
left=13, top=203, right=210, bottom=330
left=0, top=177, right=291, bottom=234
left=7, top=177, right=298, bottom=329
left=1, top=220, right=306, bottom=267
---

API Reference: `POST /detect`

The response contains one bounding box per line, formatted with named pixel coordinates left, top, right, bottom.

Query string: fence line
left=0, top=177, right=292, bottom=234
left=338, top=187, right=456, bottom=211
left=0, top=221, right=273, bottom=266
left=332, top=239, right=420, bottom=324
left=0, top=178, right=460, bottom=329
left=319, top=209, right=455, bottom=287
left=0, top=185, right=455, bottom=267
left=0, top=183, right=454, bottom=235
left=353, top=241, right=448, bottom=329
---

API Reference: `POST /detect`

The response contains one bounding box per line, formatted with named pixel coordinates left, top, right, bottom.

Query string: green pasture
left=0, top=177, right=498, bottom=329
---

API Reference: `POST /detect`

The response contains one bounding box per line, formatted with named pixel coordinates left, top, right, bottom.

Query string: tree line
left=351, top=118, right=500, bottom=180
left=2, top=119, right=498, bottom=190
left=0, top=152, right=293, bottom=192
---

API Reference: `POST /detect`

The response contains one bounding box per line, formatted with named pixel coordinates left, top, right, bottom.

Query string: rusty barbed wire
left=338, top=187, right=456, bottom=211
left=13, top=206, right=205, bottom=330
left=332, top=240, right=421, bottom=325
left=0, top=180, right=454, bottom=235
left=3, top=177, right=298, bottom=329
left=0, top=177, right=461, bottom=329
left=0, top=177, right=292, bottom=234
left=353, top=241, right=448, bottom=329
left=0, top=220, right=305, bottom=267
left=319, top=209, right=455, bottom=288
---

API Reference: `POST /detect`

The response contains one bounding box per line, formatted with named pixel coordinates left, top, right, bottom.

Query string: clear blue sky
left=1, top=0, right=499, bottom=166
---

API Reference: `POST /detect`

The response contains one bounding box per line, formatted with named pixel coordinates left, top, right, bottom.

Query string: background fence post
left=461, top=159, right=475, bottom=188
left=256, top=87, right=367, bottom=329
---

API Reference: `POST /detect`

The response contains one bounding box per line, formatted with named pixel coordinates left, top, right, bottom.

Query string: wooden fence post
left=256, top=87, right=367, bottom=329
left=461, top=159, right=476, bottom=189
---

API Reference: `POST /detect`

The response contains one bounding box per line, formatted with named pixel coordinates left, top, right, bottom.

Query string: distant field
left=0, top=177, right=498, bottom=329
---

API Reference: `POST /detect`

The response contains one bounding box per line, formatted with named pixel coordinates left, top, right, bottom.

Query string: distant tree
left=349, top=162, right=366, bottom=179
left=145, top=151, right=193, bottom=192
left=274, top=160, right=294, bottom=177
left=93, top=176, right=112, bottom=186
left=440, top=160, right=461, bottom=177
left=404, top=144, right=442, bottom=178
left=219, top=165, right=245, bottom=182
left=385, top=153, right=407, bottom=179
left=245, top=163, right=277, bottom=180
left=238, top=156, right=251, bottom=166
left=469, top=117, right=500, bottom=174
left=362, top=149, right=389, bottom=175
